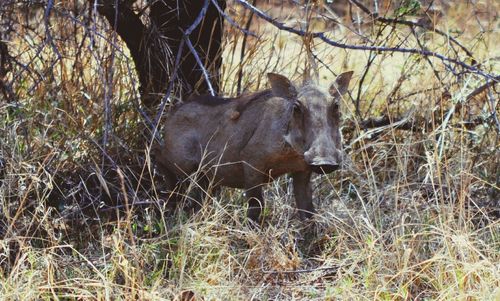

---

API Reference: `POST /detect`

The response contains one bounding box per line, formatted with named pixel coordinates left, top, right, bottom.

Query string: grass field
left=0, top=1, right=499, bottom=300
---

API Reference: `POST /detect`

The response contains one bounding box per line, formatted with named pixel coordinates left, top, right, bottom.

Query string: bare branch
left=153, top=39, right=186, bottom=139
left=183, top=0, right=216, bottom=96
left=0, top=157, right=5, bottom=183
left=347, top=0, right=475, bottom=59
left=466, top=75, right=500, bottom=101
left=237, top=0, right=258, bottom=94
left=487, top=88, right=500, bottom=135
left=44, top=0, right=61, bottom=60
left=349, top=90, right=499, bottom=135
left=184, top=0, right=211, bottom=36
left=185, top=37, right=216, bottom=96
left=211, top=0, right=258, bottom=38
left=235, top=0, right=498, bottom=81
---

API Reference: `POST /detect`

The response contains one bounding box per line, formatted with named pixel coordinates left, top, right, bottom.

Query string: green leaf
left=394, top=0, right=422, bottom=17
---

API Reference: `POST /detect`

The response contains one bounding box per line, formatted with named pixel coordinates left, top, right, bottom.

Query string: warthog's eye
left=293, top=102, right=302, bottom=114
left=332, top=101, right=340, bottom=113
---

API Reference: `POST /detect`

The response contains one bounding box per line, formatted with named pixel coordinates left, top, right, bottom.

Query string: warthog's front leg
left=292, top=171, right=314, bottom=219
left=243, top=166, right=265, bottom=222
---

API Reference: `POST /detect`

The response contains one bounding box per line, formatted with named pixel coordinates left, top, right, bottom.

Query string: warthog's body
left=156, top=72, right=353, bottom=220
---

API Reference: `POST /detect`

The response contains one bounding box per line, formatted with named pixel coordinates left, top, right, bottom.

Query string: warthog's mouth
left=309, top=160, right=340, bottom=174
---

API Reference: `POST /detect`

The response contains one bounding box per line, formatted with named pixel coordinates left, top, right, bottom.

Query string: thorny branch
left=235, top=0, right=498, bottom=81
left=348, top=0, right=475, bottom=59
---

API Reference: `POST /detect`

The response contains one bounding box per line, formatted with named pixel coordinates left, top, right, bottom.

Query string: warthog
left=155, top=71, right=353, bottom=221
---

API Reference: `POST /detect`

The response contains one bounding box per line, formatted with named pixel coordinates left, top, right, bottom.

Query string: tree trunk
left=96, top=0, right=226, bottom=111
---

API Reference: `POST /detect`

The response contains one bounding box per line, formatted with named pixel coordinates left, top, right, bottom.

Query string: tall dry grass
left=1, top=0, right=499, bottom=300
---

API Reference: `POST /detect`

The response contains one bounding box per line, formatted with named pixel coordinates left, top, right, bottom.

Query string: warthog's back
left=160, top=90, right=290, bottom=188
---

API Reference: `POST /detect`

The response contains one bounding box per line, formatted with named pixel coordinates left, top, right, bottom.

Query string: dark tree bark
left=0, top=32, right=15, bottom=102
left=96, top=0, right=226, bottom=111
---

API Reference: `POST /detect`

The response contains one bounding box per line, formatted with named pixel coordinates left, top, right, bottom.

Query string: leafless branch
left=211, top=0, right=258, bottom=38
left=152, top=0, right=217, bottom=123
left=183, top=0, right=215, bottom=96
left=237, top=0, right=258, bottom=94
left=152, top=39, right=186, bottom=140
left=44, top=0, right=61, bottom=61
left=465, top=75, right=500, bottom=134
left=98, top=201, right=159, bottom=212
left=235, top=0, right=498, bottom=81
left=350, top=97, right=498, bottom=135
left=185, top=37, right=216, bottom=96
left=487, top=88, right=500, bottom=135
left=348, top=0, right=475, bottom=59
left=466, top=75, right=500, bottom=101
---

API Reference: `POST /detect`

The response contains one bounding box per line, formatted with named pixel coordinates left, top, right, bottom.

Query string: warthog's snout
left=309, top=161, right=340, bottom=174
left=304, top=149, right=342, bottom=174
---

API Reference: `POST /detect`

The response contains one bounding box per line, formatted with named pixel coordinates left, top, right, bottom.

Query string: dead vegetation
left=0, top=0, right=499, bottom=300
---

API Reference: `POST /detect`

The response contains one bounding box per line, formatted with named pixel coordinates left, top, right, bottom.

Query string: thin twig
left=184, top=0, right=210, bottom=36
left=410, top=26, right=444, bottom=84
left=152, top=39, right=186, bottom=140
left=211, top=0, right=258, bottom=38
left=183, top=0, right=215, bottom=96
left=44, top=0, right=61, bottom=60
left=185, top=37, right=215, bottom=96
left=237, top=0, right=258, bottom=94
left=466, top=75, right=500, bottom=101
left=99, top=201, right=158, bottom=212
left=466, top=75, right=500, bottom=134
left=262, top=266, right=338, bottom=274
left=487, top=86, right=500, bottom=135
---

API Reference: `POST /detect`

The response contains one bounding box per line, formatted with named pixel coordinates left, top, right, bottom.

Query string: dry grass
left=1, top=1, right=499, bottom=300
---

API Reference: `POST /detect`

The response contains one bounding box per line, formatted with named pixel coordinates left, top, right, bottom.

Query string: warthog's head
left=268, top=71, right=353, bottom=174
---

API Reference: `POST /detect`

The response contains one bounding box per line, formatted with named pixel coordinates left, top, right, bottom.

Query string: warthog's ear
left=267, top=73, right=297, bottom=99
left=329, top=71, right=353, bottom=96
